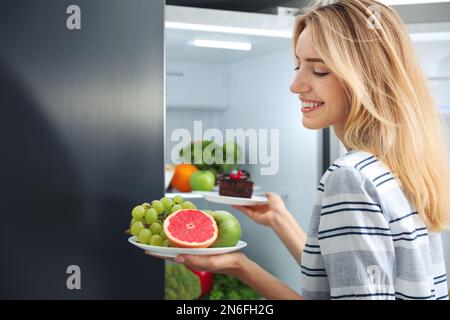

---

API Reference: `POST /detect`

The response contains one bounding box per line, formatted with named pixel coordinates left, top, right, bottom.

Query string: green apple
left=209, top=210, right=241, bottom=248
left=189, top=170, right=215, bottom=191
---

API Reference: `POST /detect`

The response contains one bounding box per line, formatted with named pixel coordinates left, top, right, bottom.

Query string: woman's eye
left=294, top=66, right=300, bottom=71
left=313, top=71, right=329, bottom=77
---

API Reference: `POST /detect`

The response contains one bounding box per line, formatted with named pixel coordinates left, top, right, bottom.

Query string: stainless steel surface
left=0, top=0, right=164, bottom=299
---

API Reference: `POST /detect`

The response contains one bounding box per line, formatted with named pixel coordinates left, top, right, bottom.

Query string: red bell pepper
left=187, top=267, right=213, bottom=298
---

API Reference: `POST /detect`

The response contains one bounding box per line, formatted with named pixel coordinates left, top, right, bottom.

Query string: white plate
left=128, top=236, right=247, bottom=258
left=193, top=191, right=268, bottom=206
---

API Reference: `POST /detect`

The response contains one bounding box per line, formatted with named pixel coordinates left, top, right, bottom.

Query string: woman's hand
left=235, top=192, right=307, bottom=265
left=232, top=192, right=289, bottom=227
left=145, top=251, right=247, bottom=277
left=174, top=252, right=246, bottom=277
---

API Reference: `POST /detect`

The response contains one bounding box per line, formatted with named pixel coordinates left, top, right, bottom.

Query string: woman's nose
left=290, top=73, right=311, bottom=94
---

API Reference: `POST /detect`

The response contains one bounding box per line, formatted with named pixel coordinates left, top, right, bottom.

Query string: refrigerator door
left=0, top=0, right=164, bottom=299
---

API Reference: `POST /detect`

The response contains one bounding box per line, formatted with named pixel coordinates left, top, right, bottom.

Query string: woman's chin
left=302, top=118, right=324, bottom=130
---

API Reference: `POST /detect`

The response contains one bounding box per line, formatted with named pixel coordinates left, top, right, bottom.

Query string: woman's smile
left=299, top=98, right=325, bottom=113
left=301, top=100, right=325, bottom=113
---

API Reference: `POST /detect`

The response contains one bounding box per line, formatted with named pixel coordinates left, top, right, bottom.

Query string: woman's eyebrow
left=295, top=55, right=325, bottom=63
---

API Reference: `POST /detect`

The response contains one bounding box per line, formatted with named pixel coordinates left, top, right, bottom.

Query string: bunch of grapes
left=127, top=195, right=196, bottom=247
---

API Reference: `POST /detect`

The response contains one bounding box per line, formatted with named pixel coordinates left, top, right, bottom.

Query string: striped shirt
left=300, top=150, right=449, bottom=300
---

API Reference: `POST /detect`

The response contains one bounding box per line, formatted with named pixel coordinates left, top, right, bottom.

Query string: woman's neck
left=332, top=125, right=352, bottom=152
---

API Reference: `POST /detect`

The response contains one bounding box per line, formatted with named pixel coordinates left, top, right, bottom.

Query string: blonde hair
left=294, top=0, right=450, bottom=231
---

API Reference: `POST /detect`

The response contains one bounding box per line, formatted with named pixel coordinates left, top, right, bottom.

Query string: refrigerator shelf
left=165, top=189, right=273, bottom=200
left=165, top=192, right=204, bottom=199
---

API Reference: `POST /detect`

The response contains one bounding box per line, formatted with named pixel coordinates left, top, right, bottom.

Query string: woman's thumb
left=265, top=192, right=277, bottom=199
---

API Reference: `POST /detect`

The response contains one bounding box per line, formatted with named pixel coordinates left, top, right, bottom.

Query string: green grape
left=150, top=235, right=163, bottom=246
left=144, top=208, right=158, bottom=225
left=138, top=228, right=152, bottom=244
left=160, top=230, right=167, bottom=240
left=181, top=201, right=196, bottom=210
left=131, top=205, right=145, bottom=220
left=162, top=240, right=170, bottom=247
left=160, top=197, right=174, bottom=211
left=142, top=202, right=151, bottom=209
left=151, top=200, right=165, bottom=215
left=170, top=204, right=182, bottom=214
left=173, top=195, right=184, bottom=205
left=150, top=222, right=162, bottom=235
left=127, top=218, right=137, bottom=235
left=131, top=221, right=145, bottom=237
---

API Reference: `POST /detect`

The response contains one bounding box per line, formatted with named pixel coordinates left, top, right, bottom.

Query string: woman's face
left=290, top=27, right=349, bottom=138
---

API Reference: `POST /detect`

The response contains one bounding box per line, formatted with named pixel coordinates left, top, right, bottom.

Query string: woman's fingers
left=232, top=205, right=248, bottom=212
left=265, top=191, right=280, bottom=198
left=252, top=204, right=270, bottom=212
left=232, top=205, right=269, bottom=222
left=232, top=205, right=254, bottom=216
left=176, top=255, right=217, bottom=272
left=265, top=192, right=276, bottom=198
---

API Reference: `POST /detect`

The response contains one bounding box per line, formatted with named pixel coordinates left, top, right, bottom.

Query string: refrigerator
left=0, top=0, right=165, bottom=299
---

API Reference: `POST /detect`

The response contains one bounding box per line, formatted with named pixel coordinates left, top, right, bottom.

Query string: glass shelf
left=165, top=188, right=285, bottom=200
left=164, top=192, right=203, bottom=199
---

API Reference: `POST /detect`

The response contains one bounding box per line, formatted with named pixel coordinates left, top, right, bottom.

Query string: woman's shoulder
left=319, top=150, right=403, bottom=208
left=334, top=149, right=379, bottom=170
left=320, top=150, right=407, bottom=220
left=323, top=150, right=396, bottom=188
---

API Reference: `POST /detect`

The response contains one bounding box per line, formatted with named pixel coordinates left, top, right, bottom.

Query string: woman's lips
left=301, top=102, right=325, bottom=113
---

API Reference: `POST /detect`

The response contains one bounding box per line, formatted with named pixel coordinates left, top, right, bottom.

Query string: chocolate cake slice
left=219, top=170, right=254, bottom=198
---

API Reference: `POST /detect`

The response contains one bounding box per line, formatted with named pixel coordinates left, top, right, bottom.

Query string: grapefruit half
left=163, top=209, right=218, bottom=248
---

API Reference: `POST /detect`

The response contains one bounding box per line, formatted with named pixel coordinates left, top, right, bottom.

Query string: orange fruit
left=171, top=164, right=198, bottom=192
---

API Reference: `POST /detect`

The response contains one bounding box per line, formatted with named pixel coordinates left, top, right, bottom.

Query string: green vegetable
left=204, top=274, right=262, bottom=300
left=165, top=263, right=201, bottom=300
left=179, top=141, right=241, bottom=175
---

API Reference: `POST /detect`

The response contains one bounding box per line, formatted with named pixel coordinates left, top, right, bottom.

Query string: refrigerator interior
left=165, top=6, right=321, bottom=293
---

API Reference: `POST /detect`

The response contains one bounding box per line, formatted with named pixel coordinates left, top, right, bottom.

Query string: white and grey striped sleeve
left=319, top=166, right=396, bottom=300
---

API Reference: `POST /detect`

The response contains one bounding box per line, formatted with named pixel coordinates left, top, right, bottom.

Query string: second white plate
left=194, top=191, right=268, bottom=206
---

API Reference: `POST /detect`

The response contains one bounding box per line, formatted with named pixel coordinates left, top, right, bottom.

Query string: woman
left=160, top=0, right=450, bottom=300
